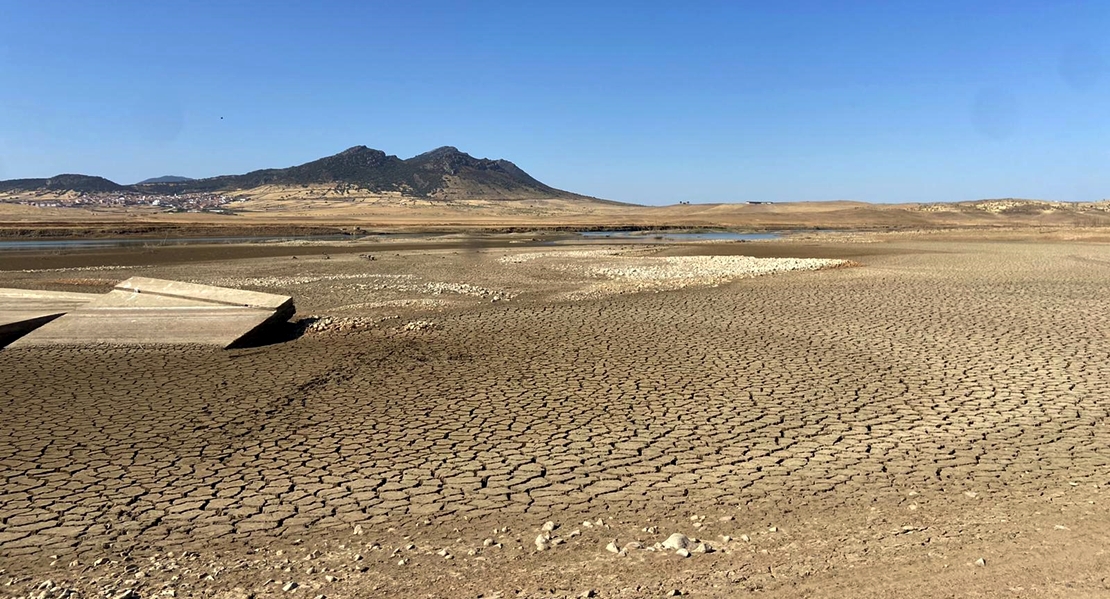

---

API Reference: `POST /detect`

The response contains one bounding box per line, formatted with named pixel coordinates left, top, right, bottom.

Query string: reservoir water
left=577, top=230, right=780, bottom=241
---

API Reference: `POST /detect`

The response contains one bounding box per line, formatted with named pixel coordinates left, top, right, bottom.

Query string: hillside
left=1, top=146, right=594, bottom=202
left=136, top=176, right=194, bottom=184
left=0, top=174, right=126, bottom=194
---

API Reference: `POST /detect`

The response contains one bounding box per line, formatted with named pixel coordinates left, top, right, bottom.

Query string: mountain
left=139, top=146, right=587, bottom=200
left=0, top=174, right=125, bottom=194
left=136, top=175, right=194, bottom=184
left=0, top=146, right=594, bottom=201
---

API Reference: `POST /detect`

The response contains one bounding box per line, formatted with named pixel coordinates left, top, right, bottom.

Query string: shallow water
left=577, top=230, right=780, bottom=241
left=0, top=234, right=355, bottom=251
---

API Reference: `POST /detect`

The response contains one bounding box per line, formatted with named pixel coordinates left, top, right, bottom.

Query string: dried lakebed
left=1, top=237, right=1109, bottom=598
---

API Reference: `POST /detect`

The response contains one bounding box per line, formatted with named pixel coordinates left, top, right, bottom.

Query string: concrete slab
left=0, top=288, right=98, bottom=346
left=8, top=278, right=294, bottom=348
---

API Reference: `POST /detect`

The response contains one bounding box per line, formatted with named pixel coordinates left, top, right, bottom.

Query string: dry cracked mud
left=1, top=235, right=1109, bottom=598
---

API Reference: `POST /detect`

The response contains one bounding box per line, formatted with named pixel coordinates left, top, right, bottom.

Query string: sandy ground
left=2, top=232, right=1110, bottom=598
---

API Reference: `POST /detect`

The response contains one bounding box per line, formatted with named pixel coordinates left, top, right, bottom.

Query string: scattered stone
left=964, top=491, right=979, bottom=499
left=112, top=590, right=137, bottom=599
left=768, top=526, right=778, bottom=533
left=353, top=525, right=363, bottom=535
left=605, top=541, right=621, bottom=554
left=692, top=542, right=713, bottom=554
left=975, top=558, right=986, bottom=567
left=676, top=548, right=691, bottom=558
left=535, top=535, right=551, bottom=551
left=397, top=559, right=407, bottom=566
left=403, top=320, right=437, bottom=332
left=623, top=542, right=643, bottom=551
left=483, top=538, right=495, bottom=547
left=541, top=521, right=557, bottom=533
left=662, top=533, right=691, bottom=550
left=282, top=581, right=298, bottom=592
left=740, top=534, right=751, bottom=542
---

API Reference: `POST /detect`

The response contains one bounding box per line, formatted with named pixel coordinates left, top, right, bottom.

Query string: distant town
left=3, top=191, right=237, bottom=213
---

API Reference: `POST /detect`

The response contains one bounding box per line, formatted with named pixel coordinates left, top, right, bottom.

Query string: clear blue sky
left=0, top=1, right=1107, bottom=204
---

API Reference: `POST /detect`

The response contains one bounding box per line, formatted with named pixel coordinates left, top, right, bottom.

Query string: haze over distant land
left=1, top=3, right=1107, bottom=204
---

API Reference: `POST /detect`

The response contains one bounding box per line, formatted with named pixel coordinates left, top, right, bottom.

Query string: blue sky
left=0, top=1, right=1107, bottom=204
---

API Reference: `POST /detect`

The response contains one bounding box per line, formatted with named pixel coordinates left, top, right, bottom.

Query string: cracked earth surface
left=2, top=236, right=1110, bottom=597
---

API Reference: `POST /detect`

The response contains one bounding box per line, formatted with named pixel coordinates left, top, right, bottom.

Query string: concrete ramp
left=0, top=288, right=99, bottom=346
left=8, top=277, right=294, bottom=348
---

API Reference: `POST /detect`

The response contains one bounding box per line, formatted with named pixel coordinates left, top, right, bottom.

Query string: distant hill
left=0, top=174, right=126, bottom=194
left=0, top=145, right=594, bottom=201
left=0, top=146, right=595, bottom=201
left=136, top=175, right=194, bottom=184
left=136, top=145, right=589, bottom=200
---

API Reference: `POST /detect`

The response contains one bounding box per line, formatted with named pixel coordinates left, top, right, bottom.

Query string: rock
left=282, top=582, right=298, bottom=592
left=541, top=521, right=557, bottom=533
left=353, top=525, right=363, bottom=535
left=535, top=535, right=551, bottom=551
left=623, top=542, right=643, bottom=551
left=768, top=526, right=778, bottom=533
left=579, top=591, right=597, bottom=598
left=676, top=548, right=691, bottom=558
left=605, top=541, right=621, bottom=554
left=397, top=559, right=407, bottom=566
left=720, top=535, right=731, bottom=543
left=483, top=538, right=495, bottom=546
left=975, top=558, right=986, bottom=567
left=112, top=591, right=137, bottom=599
left=692, top=542, right=712, bottom=554
left=324, top=575, right=337, bottom=583
left=740, top=534, right=751, bottom=542
left=662, top=533, right=691, bottom=550
left=666, top=590, right=683, bottom=597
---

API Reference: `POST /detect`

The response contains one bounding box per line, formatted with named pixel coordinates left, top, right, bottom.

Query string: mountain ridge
left=1, top=146, right=596, bottom=201
left=136, top=176, right=195, bottom=184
